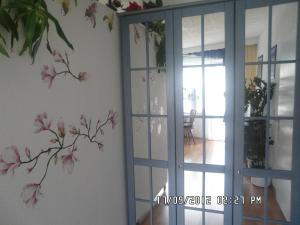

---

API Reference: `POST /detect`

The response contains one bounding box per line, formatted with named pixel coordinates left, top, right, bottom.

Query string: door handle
left=178, top=164, right=183, bottom=169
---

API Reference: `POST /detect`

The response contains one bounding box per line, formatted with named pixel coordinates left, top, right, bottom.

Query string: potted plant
left=244, top=77, right=276, bottom=187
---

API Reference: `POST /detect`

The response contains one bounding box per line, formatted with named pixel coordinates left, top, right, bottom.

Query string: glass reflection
left=182, top=16, right=202, bottom=66
left=148, top=20, right=166, bottom=68
left=185, top=209, right=202, bottom=225
left=267, top=179, right=291, bottom=222
left=205, top=66, right=225, bottom=116
left=204, top=12, right=225, bottom=65
left=133, top=117, right=149, bottom=159
left=272, top=2, right=298, bottom=61
left=135, top=166, right=150, bottom=200
left=150, top=69, right=168, bottom=115
left=205, top=212, right=223, bottom=225
left=184, top=118, right=203, bottom=164
left=151, top=118, right=168, bottom=161
left=269, top=120, right=293, bottom=171
left=136, top=201, right=151, bottom=224
left=245, top=7, right=268, bottom=62
left=131, top=71, right=148, bottom=114
left=130, top=24, right=146, bottom=68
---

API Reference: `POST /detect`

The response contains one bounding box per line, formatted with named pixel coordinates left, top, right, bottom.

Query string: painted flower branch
left=0, top=111, right=118, bottom=206
left=41, top=50, right=89, bottom=88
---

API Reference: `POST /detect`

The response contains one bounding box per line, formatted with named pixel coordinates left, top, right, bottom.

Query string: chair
left=184, top=109, right=197, bottom=144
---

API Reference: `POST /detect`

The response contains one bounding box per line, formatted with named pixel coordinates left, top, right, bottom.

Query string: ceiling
left=182, top=7, right=268, bottom=50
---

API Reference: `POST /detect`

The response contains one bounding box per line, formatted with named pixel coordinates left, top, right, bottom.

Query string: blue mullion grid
left=144, top=22, right=154, bottom=225
left=130, top=66, right=167, bottom=71
left=201, top=13, right=207, bottom=225
left=184, top=205, right=224, bottom=214
left=263, top=5, right=273, bottom=225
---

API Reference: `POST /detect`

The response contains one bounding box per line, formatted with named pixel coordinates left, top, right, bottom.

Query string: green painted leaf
left=31, top=37, right=42, bottom=63
left=44, top=11, right=74, bottom=50
left=0, top=33, right=6, bottom=45
left=0, top=9, right=18, bottom=40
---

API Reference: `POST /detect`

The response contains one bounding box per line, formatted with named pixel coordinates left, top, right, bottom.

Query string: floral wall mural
left=0, top=1, right=126, bottom=225
left=85, top=2, right=98, bottom=28
left=1, top=111, right=118, bottom=206
left=41, top=50, right=89, bottom=88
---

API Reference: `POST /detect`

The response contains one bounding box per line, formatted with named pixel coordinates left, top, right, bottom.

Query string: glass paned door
left=174, top=2, right=234, bottom=225
left=235, top=1, right=300, bottom=225
left=121, top=1, right=300, bottom=225
left=121, top=11, right=176, bottom=225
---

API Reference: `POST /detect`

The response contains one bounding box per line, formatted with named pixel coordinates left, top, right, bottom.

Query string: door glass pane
left=148, top=20, right=166, bottom=68
left=184, top=118, right=203, bottom=164
left=205, top=119, right=225, bottom=165
left=244, top=119, right=267, bottom=169
left=205, top=212, right=223, bottom=225
left=136, top=201, right=151, bottom=224
left=133, top=117, right=149, bottom=159
left=152, top=167, right=168, bottom=199
left=151, top=117, right=168, bottom=161
left=182, top=16, right=202, bottom=66
left=135, top=166, right=150, bottom=200
left=267, top=179, right=291, bottom=222
left=185, top=209, right=202, bottom=225
left=270, top=63, right=295, bottom=117
left=183, top=67, right=203, bottom=116
left=243, top=176, right=265, bottom=218
left=184, top=171, right=203, bottom=208
left=245, top=7, right=269, bottom=62
left=130, top=24, right=146, bottom=68
left=204, top=12, right=225, bottom=65
left=153, top=203, right=169, bottom=225
left=131, top=70, right=148, bottom=114
left=205, top=173, right=224, bottom=211
left=244, top=65, right=268, bottom=117
left=269, top=120, right=293, bottom=171
left=272, top=2, right=298, bottom=61
left=205, top=66, right=226, bottom=116
left=150, top=69, right=168, bottom=115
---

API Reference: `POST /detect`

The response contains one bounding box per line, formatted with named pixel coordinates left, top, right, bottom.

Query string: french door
left=234, top=1, right=300, bottom=225
left=120, top=1, right=300, bottom=225
left=173, top=2, right=234, bottom=225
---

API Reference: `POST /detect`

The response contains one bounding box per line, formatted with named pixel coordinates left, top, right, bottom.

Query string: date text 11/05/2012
left=156, top=196, right=262, bottom=206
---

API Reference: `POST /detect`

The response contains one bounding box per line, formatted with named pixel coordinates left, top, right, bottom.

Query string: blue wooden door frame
left=119, top=0, right=300, bottom=224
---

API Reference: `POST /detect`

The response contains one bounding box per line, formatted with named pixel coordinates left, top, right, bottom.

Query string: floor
left=137, top=138, right=286, bottom=225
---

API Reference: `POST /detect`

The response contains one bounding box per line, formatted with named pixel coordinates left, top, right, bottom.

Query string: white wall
left=0, top=2, right=127, bottom=225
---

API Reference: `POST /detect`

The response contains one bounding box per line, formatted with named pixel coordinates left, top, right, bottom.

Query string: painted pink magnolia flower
left=85, top=2, right=97, bottom=28
left=52, top=50, right=65, bottom=63
left=80, top=114, right=88, bottom=127
left=69, top=125, right=78, bottom=136
left=34, top=112, right=51, bottom=133
left=78, top=72, right=89, bottom=81
left=0, top=145, right=21, bottom=175
left=108, top=110, right=118, bottom=129
left=57, top=120, right=65, bottom=138
left=61, top=151, right=78, bottom=174
left=21, top=183, right=42, bottom=206
left=41, top=65, right=56, bottom=88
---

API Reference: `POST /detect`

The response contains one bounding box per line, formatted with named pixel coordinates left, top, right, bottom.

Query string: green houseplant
left=0, top=0, right=73, bottom=62
left=244, top=77, right=276, bottom=169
